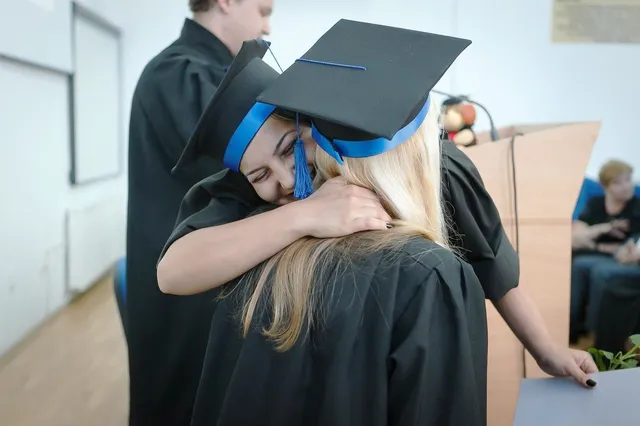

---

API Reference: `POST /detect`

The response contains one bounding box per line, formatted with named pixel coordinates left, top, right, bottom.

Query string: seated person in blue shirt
left=570, top=159, right=640, bottom=342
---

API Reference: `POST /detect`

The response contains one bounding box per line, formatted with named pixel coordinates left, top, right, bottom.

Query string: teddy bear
left=439, top=96, right=477, bottom=147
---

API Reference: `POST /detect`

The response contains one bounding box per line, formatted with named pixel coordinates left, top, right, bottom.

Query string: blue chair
left=113, top=257, right=128, bottom=340
left=572, top=178, right=640, bottom=220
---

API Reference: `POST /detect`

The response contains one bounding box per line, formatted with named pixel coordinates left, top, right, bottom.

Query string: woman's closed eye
left=251, top=169, right=271, bottom=184
left=280, top=138, right=296, bottom=157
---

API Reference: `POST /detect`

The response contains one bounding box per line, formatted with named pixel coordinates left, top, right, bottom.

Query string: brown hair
left=598, top=160, right=633, bottom=187
left=189, top=0, right=214, bottom=13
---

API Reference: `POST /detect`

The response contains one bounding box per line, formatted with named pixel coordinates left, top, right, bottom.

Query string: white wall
left=455, top=0, right=640, bottom=180
left=272, top=0, right=638, bottom=180
left=0, top=0, right=117, bottom=356
left=0, top=0, right=189, bottom=357
left=448, top=0, right=637, bottom=180
left=0, top=61, right=70, bottom=355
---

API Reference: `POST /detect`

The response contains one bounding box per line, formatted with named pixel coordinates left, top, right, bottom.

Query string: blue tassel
left=293, top=139, right=314, bottom=199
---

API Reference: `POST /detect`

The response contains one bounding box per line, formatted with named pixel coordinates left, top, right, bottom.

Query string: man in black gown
left=125, top=1, right=273, bottom=425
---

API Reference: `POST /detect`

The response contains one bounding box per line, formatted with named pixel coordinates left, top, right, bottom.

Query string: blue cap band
left=223, top=102, right=276, bottom=172
left=311, top=95, right=431, bottom=164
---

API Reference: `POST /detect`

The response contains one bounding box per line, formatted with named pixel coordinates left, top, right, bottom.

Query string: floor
left=0, top=274, right=597, bottom=426
left=0, top=276, right=128, bottom=426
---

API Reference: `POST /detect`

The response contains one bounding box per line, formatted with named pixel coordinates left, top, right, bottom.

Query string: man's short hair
left=189, top=0, right=214, bottom=13
left=599, top=159, right=633, bottom=187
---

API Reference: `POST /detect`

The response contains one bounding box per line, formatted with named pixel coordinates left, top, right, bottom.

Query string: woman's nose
left=279, top=172, right=295, bottom=191
left=274, top=163, right=295, bottom=191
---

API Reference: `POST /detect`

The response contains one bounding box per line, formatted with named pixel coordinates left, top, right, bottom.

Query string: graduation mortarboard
left=257, top=19, right=472, bottom=164
left=173, top=39, right=279, bottom=173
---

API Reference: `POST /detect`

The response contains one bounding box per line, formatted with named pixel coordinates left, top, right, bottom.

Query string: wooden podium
left=461, top=122, right=601, bottom=426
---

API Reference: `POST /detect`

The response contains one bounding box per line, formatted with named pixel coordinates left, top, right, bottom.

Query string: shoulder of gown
left=383, top=238, right=489, bottom=426
left=158, top=169, right=264, bottom=263
left=440, top=141, right=520, bottom=301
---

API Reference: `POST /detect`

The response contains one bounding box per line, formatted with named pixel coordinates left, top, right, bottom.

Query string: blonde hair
left=599, top=160, right=633, bottom=188
left=237, top=97, right=448, bottom=351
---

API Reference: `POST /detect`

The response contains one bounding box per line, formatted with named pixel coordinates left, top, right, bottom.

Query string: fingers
left=610, top=229, right=626, bottom=239
left=324, top=177, right=380, bottom=200
left=324, top=176, right=349, bottom=186
left=356, top=205, right=393, bottom=223
left=567, top=352, right=598, bottom=388
left=350, top=216, right=389, bottom=232
left=317, top=179, right=380, bottom=202
left=611, top=219, right=629, bottom=230
left=567, top=362, right=595, bottom=388
left=343, top=184, right=381, bottom=202
left=580, top=352, right=599, bottom=374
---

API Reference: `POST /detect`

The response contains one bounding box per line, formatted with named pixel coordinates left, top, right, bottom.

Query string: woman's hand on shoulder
left=292, top=177, right=392, bottom=238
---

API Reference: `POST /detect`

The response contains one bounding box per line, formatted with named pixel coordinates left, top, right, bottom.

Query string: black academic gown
left=440, top=141, right=519, bottom=301
left=125, top=19, right=234, bottom=426
left=157, top=141, right=517, bottom=426
left=191, top=237, right=488, bottom=426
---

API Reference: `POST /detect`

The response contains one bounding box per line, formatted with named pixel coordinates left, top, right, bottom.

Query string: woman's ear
left=215, top=0, right=233, bottom=14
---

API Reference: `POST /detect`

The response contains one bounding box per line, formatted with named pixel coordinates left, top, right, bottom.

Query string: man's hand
left=593, top=219, right=629, bottom=239
left=572, top=231, right=595, bottom=250
left=615, top=239, right=640, bottom=265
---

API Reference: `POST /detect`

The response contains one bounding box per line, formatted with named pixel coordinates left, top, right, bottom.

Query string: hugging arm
left=158, top=199, right=308, bottom=295
left=158, top=176, right=391, bottom=295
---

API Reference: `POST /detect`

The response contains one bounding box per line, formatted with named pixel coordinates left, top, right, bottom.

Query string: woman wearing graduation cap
left=158, top=18, right=597, bottom=395
left=162, top=20, right=487, bottom=425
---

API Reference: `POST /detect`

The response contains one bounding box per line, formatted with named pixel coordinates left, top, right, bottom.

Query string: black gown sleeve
left=388, top=257, right=487, bottom=426
left=442, top=144, right=520, bottom=301
left=150, top=57, right=220, bottom=162
left=158, top=169, right=264, bottom=262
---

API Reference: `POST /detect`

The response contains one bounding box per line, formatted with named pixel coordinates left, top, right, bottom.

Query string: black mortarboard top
left=256, top=19, right=471, bottom=163
left=173, top=39, right=279, bottom=173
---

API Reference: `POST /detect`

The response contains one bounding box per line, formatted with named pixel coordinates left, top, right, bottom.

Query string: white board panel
left=0, top=58, right=70, bottom=356
left=0, top=0, right=72, bottom=73
left=65, top=197, right=126, bottom=293
left=71, top=4, right=122, bottom=184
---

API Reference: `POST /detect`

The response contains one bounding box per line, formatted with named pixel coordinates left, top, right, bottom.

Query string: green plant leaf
left=622, top=359, right=638, bottom=369
left=629, top=334, right=640, bottom=347
left=621, top=346, right=640, bottom=360
left=588, top=348, right=607, bottom=372
left=601, top=350, right=614, bottom=361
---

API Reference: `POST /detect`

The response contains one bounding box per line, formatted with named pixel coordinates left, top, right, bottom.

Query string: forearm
left=572, top=221, right=602, bottom=242
left=158, top=203, right=306, bottom=295
left=493, top=286, right=554, bottom=361
left=572, top=231, right=595, bottom=250
left=596, top=242, right=620, bottom=254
